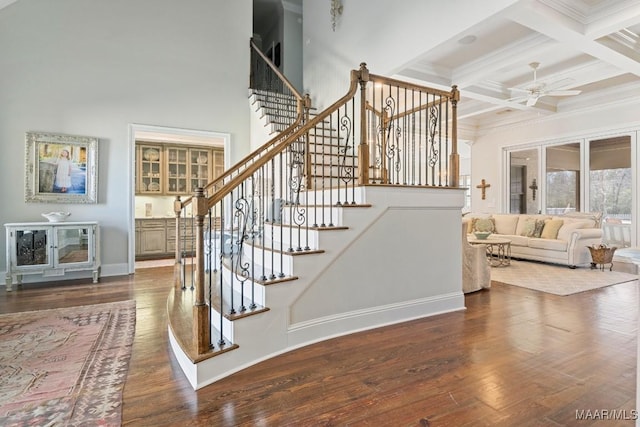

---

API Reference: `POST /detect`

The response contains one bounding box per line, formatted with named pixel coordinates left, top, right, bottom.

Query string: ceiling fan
left=509, top=62, right=582, bottom=107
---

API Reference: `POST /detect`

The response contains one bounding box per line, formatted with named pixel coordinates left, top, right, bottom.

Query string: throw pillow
left=532, top=219, right=546, bottom=238
left=520, top=217, right=537, bottom=237
left=474, top=218, right=495, bottom=233
left=541, top=219, right=563, bottom=239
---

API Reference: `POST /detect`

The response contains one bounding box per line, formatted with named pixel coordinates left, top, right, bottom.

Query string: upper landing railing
left=173, top=46, right=460, bottom=355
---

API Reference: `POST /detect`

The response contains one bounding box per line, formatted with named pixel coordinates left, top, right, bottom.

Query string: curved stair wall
left=168, top=47, right=464, bottom=389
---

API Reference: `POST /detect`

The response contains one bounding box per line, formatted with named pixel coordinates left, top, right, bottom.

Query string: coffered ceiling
left=392, top=0, right=640, bottom=138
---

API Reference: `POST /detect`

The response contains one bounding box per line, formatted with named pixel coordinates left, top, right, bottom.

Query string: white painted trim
left=287, top=292, right=465, bottom=346
left=127, top=124, right=231, bottom=273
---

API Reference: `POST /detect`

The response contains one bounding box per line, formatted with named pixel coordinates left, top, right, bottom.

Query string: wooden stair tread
left=219, top=257, right=299, bottom=286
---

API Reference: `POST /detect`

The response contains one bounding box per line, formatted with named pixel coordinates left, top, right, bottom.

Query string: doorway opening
left=128, top=124, right=230, bottom=273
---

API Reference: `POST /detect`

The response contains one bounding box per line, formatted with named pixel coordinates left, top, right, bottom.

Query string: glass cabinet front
left=167, top=147, right=188, bottom=194
left=139, top=145, right=162, bottom=193
left=56, top=226, right=90, bottom=265
left=15, top=228, right=49, bottom=267
left=190, top=148, right=210, bottom=191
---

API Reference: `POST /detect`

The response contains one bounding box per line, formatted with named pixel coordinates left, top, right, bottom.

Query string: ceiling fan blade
left=508, top=87, right=531, bottom=93
left=526, top=95, right=539, bottom=107
left=545, top=89, right=581, bottom=96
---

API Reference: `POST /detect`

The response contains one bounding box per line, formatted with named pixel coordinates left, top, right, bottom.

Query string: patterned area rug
left=0, top=300, right=136, bottom=426
left=491, top=260, right=638, bottom=296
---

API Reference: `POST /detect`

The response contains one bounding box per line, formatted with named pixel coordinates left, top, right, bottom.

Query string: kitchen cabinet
left=135, top=143, right=223, bottom=196
left=135, top=217, right=194, bottom=259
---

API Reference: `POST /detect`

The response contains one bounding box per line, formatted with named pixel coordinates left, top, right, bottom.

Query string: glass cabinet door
left=167, top=147, right=188, bottom=193
left=139, top=145, right=162, bottom=193
left=56, top=226, right=90, bottom=265
left=190, top=148, right=211, bottom=191
left=213, top=149, right=224, bottom=180
left=15, top=228, right=50, bottom=267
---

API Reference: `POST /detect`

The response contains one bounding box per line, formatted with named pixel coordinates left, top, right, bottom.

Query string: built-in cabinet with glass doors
left=136, top=143, right=223, bottom=195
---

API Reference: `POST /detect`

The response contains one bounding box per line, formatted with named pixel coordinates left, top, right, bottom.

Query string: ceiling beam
left=506, top=0, right=640, bottom=77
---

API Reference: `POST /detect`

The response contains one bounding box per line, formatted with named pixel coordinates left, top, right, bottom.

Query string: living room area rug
left=0, top=300, right=136, bottom=426
left=491, top=260, right=638, bottom=296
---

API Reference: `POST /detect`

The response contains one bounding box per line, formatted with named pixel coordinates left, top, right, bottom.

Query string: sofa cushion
left=528, top=238, right=568, bottom=252
left=557, top=220, right=592, bottom=241
left=473, top=218, right=495, bottom=233
left=541, top=219, right=563, bottom=239
left=515, top=215, right=551, bottom=236
left=506, top=235, right=529, bottom=247
left=519, top=217, right=537, bottom=237
left=492, top=214, right=519, bottom=235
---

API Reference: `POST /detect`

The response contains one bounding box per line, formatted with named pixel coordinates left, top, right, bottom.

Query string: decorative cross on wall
left=529, top=178, right=538, bottom=201
left=476, top=179, right=490, bottom=200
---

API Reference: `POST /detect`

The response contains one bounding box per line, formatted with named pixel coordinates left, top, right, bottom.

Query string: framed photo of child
left=24, top=131, right=99, bottom=204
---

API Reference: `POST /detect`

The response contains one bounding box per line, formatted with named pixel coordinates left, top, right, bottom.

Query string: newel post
left=192, top=188, right=211, bottom=354
left=449, top=85, right=460, bottom=188
left=357, top=63, right=370, bottom=185
left=173, top=196, right=183, bottom=290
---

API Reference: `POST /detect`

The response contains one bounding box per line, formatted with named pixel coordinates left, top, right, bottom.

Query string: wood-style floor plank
left=0, top=266, right=637, bottom=426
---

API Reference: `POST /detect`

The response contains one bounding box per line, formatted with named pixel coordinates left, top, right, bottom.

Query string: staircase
left=168, top=43, right=466, bottom=389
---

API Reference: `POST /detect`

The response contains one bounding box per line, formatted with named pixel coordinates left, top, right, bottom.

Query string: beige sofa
left=464, top=212, right=603, bottom=268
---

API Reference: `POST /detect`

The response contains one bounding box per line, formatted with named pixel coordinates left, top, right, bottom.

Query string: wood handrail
left=178, top=41, right=308, bottom=209
left=179, top=98, right=306, bottom=208
left=368, top=73, right=454, bottom=98
left=203, top=66, right=364, bottom=210
left=250, top=39, right=304, bottom=100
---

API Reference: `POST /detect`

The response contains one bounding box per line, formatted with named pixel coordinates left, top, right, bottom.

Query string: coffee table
left=467, top=236, right=512, bottom=267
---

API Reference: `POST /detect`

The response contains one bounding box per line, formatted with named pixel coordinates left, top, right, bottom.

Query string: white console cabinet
left=4, top=221, right=100, bottom=291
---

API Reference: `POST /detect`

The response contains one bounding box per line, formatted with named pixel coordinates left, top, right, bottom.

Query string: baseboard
left=286, top=292, right=465, bottom=348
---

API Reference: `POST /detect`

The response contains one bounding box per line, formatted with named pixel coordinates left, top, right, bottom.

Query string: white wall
left=302, top=0, right=519, bottom=110
left=283, top=3, right=303, bottom=93
left=0, top=0, right=252, bottom=276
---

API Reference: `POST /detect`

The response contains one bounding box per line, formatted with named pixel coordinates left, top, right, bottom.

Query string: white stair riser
left=280, top=205, right=344, bottom=227
left=299, top=187, right=366, bottom=205
left=242, top=246, right=294, bottom=275
left=263, top=224, right=319, bottom=249
left=220, top=266, right=266, bottom=304
left=209, top=307, right=234, bottom=343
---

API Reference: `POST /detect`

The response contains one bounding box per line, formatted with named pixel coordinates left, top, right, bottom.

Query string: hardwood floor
left=1, top=267, right=637, bottom=426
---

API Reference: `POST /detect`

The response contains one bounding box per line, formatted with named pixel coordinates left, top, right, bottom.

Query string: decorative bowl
left=42, top=212, right=71, bottom=222
left=473, top=231, right=492, bottom=240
